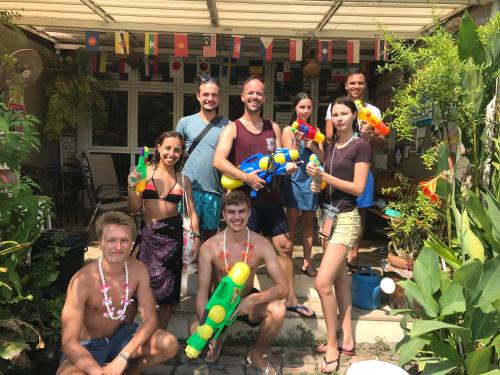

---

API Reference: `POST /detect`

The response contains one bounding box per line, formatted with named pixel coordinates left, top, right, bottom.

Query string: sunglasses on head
left=198, top=76, right=220, bottom=85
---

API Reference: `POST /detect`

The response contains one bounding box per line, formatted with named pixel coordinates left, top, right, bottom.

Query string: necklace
left=221, top=227, right=251, bottom=273
left=98, top=257, right=134, bottom=321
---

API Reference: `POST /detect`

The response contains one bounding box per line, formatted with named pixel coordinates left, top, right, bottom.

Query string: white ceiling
left=2, top=0, right=481, bottom=53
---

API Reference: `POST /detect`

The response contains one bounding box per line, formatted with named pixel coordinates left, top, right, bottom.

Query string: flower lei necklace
left=220, top=227, right=251, bottom=273
left=98, top=256, right=134, bottom=321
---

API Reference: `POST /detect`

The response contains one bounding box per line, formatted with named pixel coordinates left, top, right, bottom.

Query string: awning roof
left=3, top=0, right=479, bottom=51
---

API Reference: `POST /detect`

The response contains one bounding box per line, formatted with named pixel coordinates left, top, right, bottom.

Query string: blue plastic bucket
left=351, top=268, right=382, bottom=310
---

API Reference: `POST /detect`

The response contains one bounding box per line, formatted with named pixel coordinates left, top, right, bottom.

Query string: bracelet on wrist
left=128, top=186, right=135, bottom=190
left=192, top=232, right=201, bottom=238
left=118, top=352, right=130, bottom=363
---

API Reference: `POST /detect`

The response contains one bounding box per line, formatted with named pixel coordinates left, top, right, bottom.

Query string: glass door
left=137, top=91, right=174, bottom=148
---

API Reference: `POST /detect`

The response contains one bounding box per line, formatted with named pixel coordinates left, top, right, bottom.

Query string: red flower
left=419, top=176, right=439, bottom=202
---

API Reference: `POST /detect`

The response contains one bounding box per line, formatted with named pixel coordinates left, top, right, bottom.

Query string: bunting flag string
left=115, top=31, right=130, bottom=55
left=317, top=40, right=332, bottom=63
left=202, top=34, right=217, bottom=58
left=144, top=32, right=158, bottom=56
left=289, top=39, right=302, bottom=62
left=85, top=31, right=99, bottom=52
left=374, top=39, right=388, bottom=61
left=174, top=33, right=189, bottom=57
left=231, top=35, right=244, bottom=59
left=259, top=37, right=273, bottom=62
left=346, top=40, right=360, bottom=64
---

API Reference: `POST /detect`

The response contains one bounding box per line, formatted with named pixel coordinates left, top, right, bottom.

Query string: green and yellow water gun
left=185, top=262, right=251, bottom=359
left=131, top=146, right=149, bottom=193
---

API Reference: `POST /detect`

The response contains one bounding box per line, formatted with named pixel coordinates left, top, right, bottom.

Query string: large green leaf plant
left=388, top=12, right=500, bottom=375
left=0, top=103, right=66, bottom=370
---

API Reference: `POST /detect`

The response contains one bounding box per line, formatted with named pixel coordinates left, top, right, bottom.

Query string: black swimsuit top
left=142, top=169, right=182, bottom=204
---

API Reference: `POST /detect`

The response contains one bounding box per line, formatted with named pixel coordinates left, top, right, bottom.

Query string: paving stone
left=142, top=364, right=175, bottom=374
left=210, top=365, right=246, bottom=374
left=175, top=364, right=210, bottom=375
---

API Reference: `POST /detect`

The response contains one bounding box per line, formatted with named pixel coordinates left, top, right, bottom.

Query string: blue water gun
left=221, top=148, right=300, bottom=197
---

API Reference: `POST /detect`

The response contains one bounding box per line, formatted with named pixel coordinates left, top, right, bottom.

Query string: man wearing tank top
left=325, top=67, right=386, bottom=267
left=213, top=76, right=316, bottom=319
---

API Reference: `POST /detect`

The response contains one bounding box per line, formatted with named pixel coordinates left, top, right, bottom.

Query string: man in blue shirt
left=176, top=77, right=229, bottom=240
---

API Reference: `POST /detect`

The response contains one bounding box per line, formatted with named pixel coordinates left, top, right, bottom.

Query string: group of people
left=57, top=67, right=384, bottom=375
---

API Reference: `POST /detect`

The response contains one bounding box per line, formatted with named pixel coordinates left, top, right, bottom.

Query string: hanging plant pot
left=387, top=241, right=414, bottom=270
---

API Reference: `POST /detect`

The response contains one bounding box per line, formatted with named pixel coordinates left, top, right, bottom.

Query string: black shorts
left=236, top=288, right=261, bottom=328
left=248, top=205, right=289, bottom=237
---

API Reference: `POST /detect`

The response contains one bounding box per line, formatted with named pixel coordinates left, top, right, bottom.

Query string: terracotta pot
left=387, top=242, right=414, bottom=270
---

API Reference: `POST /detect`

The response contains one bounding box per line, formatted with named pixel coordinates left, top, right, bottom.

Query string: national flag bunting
left=346, top=40, right=360, bottom=64
left=115, top=31, right=130, bottom=55
left=231, top=35, right=244, bottom=59
left=202, top=34, right=216, bottom=58
left=169, top=56, right=184, bottom=78
left=174, top=33, right=189, bottom=57
left=289, top=39, right=302, bottom=62
left=85, top=31, right=99, bottom=52
left=98, top=52, right=108, bottom=73
left=331, top=63, right=348, bottom=83
left=118, top=59, right=131, bottom=75
left=374, top=39, right=388, bottom=61
left=223, top=57, right=237, bottom=79
left=144, top=32, right=158, bottom=56
left=249, top=60, right=264, bottom=75
left=197, top=57, right=211, bottom=77
left=317, top=40, right=332, bottom=62
left=259, top=37, right=273, bottom=62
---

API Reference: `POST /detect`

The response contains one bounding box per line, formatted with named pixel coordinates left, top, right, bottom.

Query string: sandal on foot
left=203, top=337, right=225, bottom=364
left=321, top=356, right=340, bottom=374
left=300, top=267, right=317, bottom=277
left=286, top=305, right=316, bottom=318
left=316, top=342, right=327, bottom=353
left=338, top=345, right=356, bottom=356
left=246, top=355, right=280, bottom=375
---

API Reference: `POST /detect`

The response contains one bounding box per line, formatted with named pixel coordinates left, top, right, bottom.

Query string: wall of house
left=1, top=25, right=59, bottom=169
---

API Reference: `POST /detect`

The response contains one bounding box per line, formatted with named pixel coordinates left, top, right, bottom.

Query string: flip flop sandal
left=316, top=342, right=327, bottom=353
left=203, top=337, right=226, bottom=364
left=300, top=267, right=318, bottom=277
left=338, top=346, right=356, bottom=356
left=246, top=355, right=281, bottom=375
left=321, top=356, right=340, bottom=373
left=286, top=305, right=317, bottom=318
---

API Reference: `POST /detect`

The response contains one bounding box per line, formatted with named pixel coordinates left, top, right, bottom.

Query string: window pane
left=183, top=93, right=199, bottom=117
left=274, top=64, right=311, bottom=102
left=92, top=90, right=128, bottom=147
left=318, top=67, right=343, bottom=104
left=139, top=60, right=173, bottom=82
left=93, top=58, right=129, bottom=81
left=137, top=92, right=174, bottom=148
left=228, top=95, right=244, bottom=121
left=184, top=63, right=220, bottom=83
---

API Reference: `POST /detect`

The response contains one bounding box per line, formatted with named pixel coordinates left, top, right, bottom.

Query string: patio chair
left=79, top=152, right=129, bottom=232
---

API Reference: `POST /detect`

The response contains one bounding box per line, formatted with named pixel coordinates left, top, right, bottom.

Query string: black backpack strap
left=187, top=116, right=222, bottom=156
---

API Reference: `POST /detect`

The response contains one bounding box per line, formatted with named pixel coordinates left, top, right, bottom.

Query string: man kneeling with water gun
left=191, top=191, right=288, bottom=374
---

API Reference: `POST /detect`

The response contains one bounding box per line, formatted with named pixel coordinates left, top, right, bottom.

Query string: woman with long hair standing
left=128, top=131, right=200, bottom=329
left=281, top=92, right=324, bottom=280
left=306, top=97, right=371, bottom=373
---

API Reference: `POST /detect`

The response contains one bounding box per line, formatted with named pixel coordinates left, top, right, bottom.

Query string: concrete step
left=167, top=294, right=404, bottom=344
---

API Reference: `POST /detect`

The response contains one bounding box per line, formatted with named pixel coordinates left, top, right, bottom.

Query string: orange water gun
left=355, top=100, right=390, bottom=136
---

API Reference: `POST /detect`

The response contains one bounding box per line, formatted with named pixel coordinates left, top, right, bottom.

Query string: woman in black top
left=306, top=97, right=371, bottom=373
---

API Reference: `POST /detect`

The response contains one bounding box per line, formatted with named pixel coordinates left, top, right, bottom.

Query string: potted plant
left=382, top=173, right=440, bottom=270
left=45, top=48, right=110, bottom=140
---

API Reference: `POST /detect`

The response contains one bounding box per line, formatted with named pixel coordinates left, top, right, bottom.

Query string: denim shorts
left=60, top=322, right=138, bottom=366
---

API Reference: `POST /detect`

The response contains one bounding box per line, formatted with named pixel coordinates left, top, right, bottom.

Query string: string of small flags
left=84, top=31, right=388, bottom=77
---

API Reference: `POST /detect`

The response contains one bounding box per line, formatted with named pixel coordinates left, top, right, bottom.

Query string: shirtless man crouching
left=196, top=191, right=288, bottom=375
left=57, top=211, right=178, bottom=375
